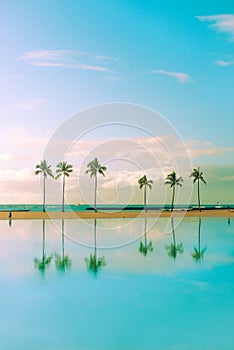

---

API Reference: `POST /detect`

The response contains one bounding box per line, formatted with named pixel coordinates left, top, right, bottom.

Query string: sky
left=0, top=0, right=234, bottom=205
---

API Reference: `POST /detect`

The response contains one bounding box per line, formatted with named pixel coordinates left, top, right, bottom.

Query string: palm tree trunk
left=94, top=175, right=97, bottom=212
left=62, top=219, right=65, bottom=260
left=144, top=218, right=147, bottom=246
left=42, top=219, right=45, bottom=262
left=144, top=185, right=147, bottom=212
left=94, top=219, right=97, bottom=258
left=62, top=174, right=65, bottom=212
left=171, top=186, right=175, bottom=212
left=171, top=217, right=176, bottom=257
left=43, top=174, right=46, bottom=212
left=198, top=217, right=201, bottom=254
left=198, top=179, right=201, bottom=212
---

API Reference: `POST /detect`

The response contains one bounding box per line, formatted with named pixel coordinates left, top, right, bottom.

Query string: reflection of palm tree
left=165, top=218, right=184, bottom=259
left=139, top=218, right=153, bottom=256
left=55, top=161, right=73, bottom=212
left=34, top=220, right=52, bottom=275
left=192, top=217, right=207, bottom=262
left=165, top=171, right=183, bottom=212
left=35, top=160, right=54, bottom=212
left=190, top=167, right=206, bottom=212
left=138, top=175, right=153, bottom=212
left=55, top=220, right=72, bottom=271
left=85, top=158, right=107, bottom=212
left=85, top=219, right=106, bottom=274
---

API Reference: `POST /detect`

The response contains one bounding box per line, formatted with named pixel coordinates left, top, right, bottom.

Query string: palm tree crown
left=190, top=167, right=206, bottom=185
left=138, top=175, right=153, bottom=189
left=165, top=171, right=183, bottom=188
left=35, top=160, right=53, bottom=178
left=85, top=157, right=107, bottom=178
left=165, top=171, right=183, bottom=211
left=56, top=161, right=73, bottom=179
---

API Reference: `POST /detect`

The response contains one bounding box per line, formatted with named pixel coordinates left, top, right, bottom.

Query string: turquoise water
left=0, top=217, right=234, bottom=349
left=0, top=203, right=233, bottom=211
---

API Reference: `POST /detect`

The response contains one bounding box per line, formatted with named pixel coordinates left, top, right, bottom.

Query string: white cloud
left=0, top=168, right=41, bottom=203
left=0, top=168, right=34, bottom=182
left=18, top=49, right=116, bottom=73
left=196, top=14, right=234, bottom=40
left=101, top=168, right=163, bottom=190
left=10, top=127, right=51, bottom=148
left=0, top=153, right=14, bottom=161
left=66, top=135, right=234, bottom=169
left=0, top=127, right=52, bottom=163
left=215, top=60, right=234, bottom=66
left=78, top=63, right=112, bottom=72
left=186, top=140, right=234, bottom=158
left=15, top=98, right=46, bottom=111
left=1, top=129, right=233, bottom=203
left=220, top=176, right=234, bottom=181
left=152, top=69, right=191, bottom=83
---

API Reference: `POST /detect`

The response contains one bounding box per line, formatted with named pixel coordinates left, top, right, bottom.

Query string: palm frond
left=35, top=160, right=54, bottom=178
left=138, top=175, right=153, bottom=189
left=190, top=167, right=206, bottom=184
left=86, top=158, right=107, bottom=178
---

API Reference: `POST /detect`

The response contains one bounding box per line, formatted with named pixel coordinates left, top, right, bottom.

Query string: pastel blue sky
left=0, top=0, right=233, bottom=204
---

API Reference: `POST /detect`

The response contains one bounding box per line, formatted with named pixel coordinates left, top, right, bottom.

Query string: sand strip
left=0, top=209, right=233, bottom=220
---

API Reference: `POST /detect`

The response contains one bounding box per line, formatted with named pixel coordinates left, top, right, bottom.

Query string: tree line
left=35, top=158, right=206, bottom=212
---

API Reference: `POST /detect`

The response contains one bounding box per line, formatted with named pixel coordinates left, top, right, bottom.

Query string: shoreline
left=1, top=209, right=234, bottom=220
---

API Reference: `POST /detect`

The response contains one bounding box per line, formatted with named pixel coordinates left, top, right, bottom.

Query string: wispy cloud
left=152, top=69, right=191, bottom=83
left=0, top=153, right=14, bottom=161
left=1, top=129, right=233, bottom=203
left=15, top=98, right=46, bottom=111
left=215, top=59, right=234, bottom=67
left=0, top=168, right=40, bottom=203
left=196, top=14, right=234, bottom=40
left=186, top=140, right=234, bottom=158
left=66, top=135, right=234, bottom=165
left=1, top=127, right=52, bottom=163
left=220, top=175, right=234, bottom=181
left=18, top=50, right=117, bottom=73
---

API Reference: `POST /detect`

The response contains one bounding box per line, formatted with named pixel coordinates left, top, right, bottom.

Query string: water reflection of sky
left=0, top=218, right=234, bottom=350
left=0, top=218, right=234, bottom=278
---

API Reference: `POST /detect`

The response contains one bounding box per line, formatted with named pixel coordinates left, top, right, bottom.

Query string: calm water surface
left=0, top=217, right=233, bottom=350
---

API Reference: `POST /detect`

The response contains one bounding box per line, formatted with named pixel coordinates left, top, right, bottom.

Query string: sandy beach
left=0, top=209, right=233, bottom=220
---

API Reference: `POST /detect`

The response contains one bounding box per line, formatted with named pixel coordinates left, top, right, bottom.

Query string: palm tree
left=55, top=161, right=73, bottom=212
left=34, top=220, right=52, bottom=276
left=192, top=217, right=207, bottom=262
left=165, top=171, right=183, bottom=212
left=85, top=158, right=107, bottom=212
left=139, top=218, right=153, bottom=256
left=55, top=220, right=72, bottom=271
left=138, top=175, right=153, bottom=212
left=165, top=217, right=184, bottom=259
left=85, top=219, right=106, bottom=274
left=190, top=167, right=206, bottom=212
left=35, top=160, right=54, bottom=212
